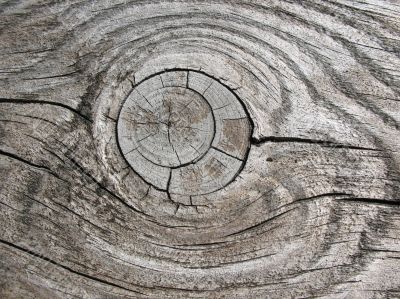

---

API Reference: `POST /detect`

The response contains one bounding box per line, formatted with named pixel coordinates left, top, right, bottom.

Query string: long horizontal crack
left=251, top=136, right=381, bottom=151
left=338, top=197, right=400, bottom=207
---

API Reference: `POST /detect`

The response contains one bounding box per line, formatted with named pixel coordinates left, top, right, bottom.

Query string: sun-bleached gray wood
left=117, top=70, right=250, bottom=196
left=0, top=1, right=400, bottom=298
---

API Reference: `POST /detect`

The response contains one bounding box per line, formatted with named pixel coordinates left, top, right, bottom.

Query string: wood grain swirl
left=0, top=1, right=400, bottom=298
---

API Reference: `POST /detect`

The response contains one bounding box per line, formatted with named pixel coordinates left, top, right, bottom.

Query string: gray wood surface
left=0, top=0, right=400, bottom=298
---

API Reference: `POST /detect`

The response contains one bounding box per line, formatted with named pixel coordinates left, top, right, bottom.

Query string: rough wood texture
left=0, top=1, right=400, bottom=298
left=117, top=70, right=250, bottom=197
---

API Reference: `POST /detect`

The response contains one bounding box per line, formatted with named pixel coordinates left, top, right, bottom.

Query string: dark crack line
left=166, top=169, right=174, bottom=204
left=189, top=144, right=202, bottom=155
left=202, top=80, right=214, bottom=95
left=136, top=90, right=153, bottom=108
left=138, top=132, right=158, bottom=143
left=338, top=197, right=400, bottom=207
left=213, top=103, right=231, bottom=111
left=140, top=185, right=151, bottom=200
left=167, top=103, right=172, bottom=144
left=0, top=98, right=90, bottom=122
left=174, top=204, right=180, bottom=215
left=137, top=105, right=154, bottom=115
left=103, top=114, right=117, bottom=122
left=22, top=70, right=80, bottom=80
left=66, top=156, right=153, bottom=218
left=259, top=192, right=353, bottom=214
left=159, top=74, right=164, bottom=87
left=0, top=201, right=21, bottom=212
left=211, top=146, right=243, bottom=161
left=21, top=192, right=59, bottom=214
left=23, top=193, right=110, bottom=235
left=123, top=146, right=139, bottom=155
left=172, top=144, right=182, bottom=165
left=0, top=239, right=147, bottom=296
left=215, top=158, right=228, bottom=169
left=251, top=136, right=381, bottom=151
left=166, top=105, right=182, bottom=165
left=16, top=113, right=59, bottom=127
left=176, top=99, right=194, bottom=115
left=0, top=149, right=53, bottom=172
left=225, top=207, right=298, bottom=238
left=0, top=119, right=26, bottom=125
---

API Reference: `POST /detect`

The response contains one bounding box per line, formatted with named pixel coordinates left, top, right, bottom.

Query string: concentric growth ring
left=117, top=70, right=251, bottom=196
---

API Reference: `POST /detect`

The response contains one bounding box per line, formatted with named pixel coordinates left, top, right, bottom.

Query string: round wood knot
left=117, top=70, right=251, bottom=196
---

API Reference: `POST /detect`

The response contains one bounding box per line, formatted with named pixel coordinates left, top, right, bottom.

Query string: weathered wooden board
left=0, top=0, right=400, bottom=298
